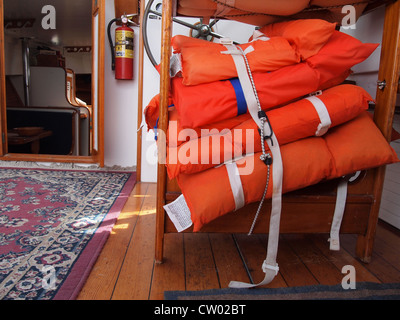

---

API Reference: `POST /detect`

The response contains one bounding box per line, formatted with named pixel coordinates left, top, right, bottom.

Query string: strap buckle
left=257, top=110, right=274, bottom=146
left=328, top=237, right=340, bottom=251
left=262, top=260, right=279, bottom=275
left=220, top=38, right=234, bottom=45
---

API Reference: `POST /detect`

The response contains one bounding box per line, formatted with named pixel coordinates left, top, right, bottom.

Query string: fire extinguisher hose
left=107, top=17, right=122, bottom=71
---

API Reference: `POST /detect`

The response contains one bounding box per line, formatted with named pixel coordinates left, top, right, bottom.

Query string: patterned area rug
left=0, top=168, right=136, bottom=300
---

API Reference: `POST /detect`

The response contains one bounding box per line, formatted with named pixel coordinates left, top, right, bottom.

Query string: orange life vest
left=175, top=0, right=368, bottom=26
left=172, top=34, right=301, bottom=86
left=165, top=84, right=373, bottom=179
left=169, top=30, right=377, bottom=128
left=249, top=19, right=336, bottom=60
left=175, top=112, right=398, bottom=231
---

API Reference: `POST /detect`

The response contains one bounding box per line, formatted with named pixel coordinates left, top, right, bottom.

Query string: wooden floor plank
left=78, top=180, right=400, bottom=299
left=278, top=236, right=319, bottom=287
left=184, top=233, right=221, bottom=291
left=209, top=233, right=250, bottom=288
left=234, top=234, right=287, bottom=288
left=284, top=234, right=344, bottom=285
left=77, top=182, right=149, bottom=300
left=342, top=227, right=400, bottom=283
left=149, top=233, right=185, bottom=300
left=357, top=252, right=400, bottom=283
left=110, top=183, right=157, bottom=300
left=309, top=234, right=381, bottom=283
left=373, top=224, right=400, bottom=271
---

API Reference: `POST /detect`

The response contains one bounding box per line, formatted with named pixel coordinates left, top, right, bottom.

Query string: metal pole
left=21, top=37, right=30, bottom=106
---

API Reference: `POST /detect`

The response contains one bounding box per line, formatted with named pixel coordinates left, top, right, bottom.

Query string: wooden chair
left=154, top=0, right=400, bottom=265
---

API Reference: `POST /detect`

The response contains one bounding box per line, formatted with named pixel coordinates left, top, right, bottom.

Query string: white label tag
left=170, top=53, right=182, bottom=77
left=163, top=194, right=193, bottom=232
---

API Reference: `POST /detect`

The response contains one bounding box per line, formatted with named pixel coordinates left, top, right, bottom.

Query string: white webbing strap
left=220, top=41, right=271, bottom=135
left=250, top=30, right=270, bottom=42
left=225, top=162, right=245, bottom=211
left=328, top=171, right=360, bottom=251
left=221, top=40, right=283, bottom=288
left=305, top=95, right=332, bottom=136
left=329, top=178, right=348, bottom=250
left=328, top=178, right=348, bottom=251
left=229, top=133, right=282, bottom=288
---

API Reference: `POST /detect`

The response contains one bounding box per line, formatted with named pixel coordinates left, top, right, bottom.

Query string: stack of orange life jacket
left=144, top=19, right=399, bottom=288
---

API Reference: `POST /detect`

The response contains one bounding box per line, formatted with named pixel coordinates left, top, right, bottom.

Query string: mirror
left=2, top=0, right=94, bottom=157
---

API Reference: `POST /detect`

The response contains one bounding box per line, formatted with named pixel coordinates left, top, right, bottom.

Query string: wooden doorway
left=0, top=0, right=104, bottom=166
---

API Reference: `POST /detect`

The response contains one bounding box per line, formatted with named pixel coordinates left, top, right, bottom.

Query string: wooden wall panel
left=114, top=0, right=139, bottom=22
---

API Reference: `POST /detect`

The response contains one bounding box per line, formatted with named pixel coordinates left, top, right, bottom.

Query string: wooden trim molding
left=0, top=0, right=7, bottom=156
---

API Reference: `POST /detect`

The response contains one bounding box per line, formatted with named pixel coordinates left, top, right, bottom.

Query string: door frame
left=0, top=0, right=104, bottom=166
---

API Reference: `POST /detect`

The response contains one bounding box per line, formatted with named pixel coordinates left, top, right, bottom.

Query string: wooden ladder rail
left=155, top=0, right=173, bottom=263
left=356, top=0, right=400, bottom=262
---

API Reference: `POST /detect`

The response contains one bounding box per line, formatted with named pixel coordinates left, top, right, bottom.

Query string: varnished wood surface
left=77, top=182, right=400, bottom=300
left=359, top=0, right=400, bottom=262
left=135, top=0, right=146, bottom=182
left=0, top=1, right=7, bottom=155
left=155, top=0, right=174, bottom=263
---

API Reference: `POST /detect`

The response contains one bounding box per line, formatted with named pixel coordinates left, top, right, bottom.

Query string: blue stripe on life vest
left=229, top=78, right=247, bottom=116
left=154, top=118, right=159, bottom=141
left=154, top=104, right=174, bottom=141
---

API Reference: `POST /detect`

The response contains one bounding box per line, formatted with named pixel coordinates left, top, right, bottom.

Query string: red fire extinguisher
left=108, top=15, right=134, bottom=80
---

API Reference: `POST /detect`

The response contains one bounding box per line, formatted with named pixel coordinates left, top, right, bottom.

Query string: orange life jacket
left=169, top=30, right=377, bottom=128
left=172, top=34, right=301, bottom=86
left=249, top=19, right=336, bottom=60
left=165, top=84, right=373, bottom=179
left=175, top=0, right=368, bottom=26
left=174, top=112, right=398, bottom=231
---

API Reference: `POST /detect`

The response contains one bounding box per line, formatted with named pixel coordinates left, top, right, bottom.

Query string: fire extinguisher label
left=115, top=30, right=134, bottom=59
